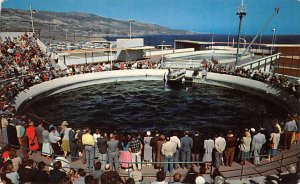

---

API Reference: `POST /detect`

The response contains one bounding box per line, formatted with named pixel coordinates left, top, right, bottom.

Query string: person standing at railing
left=180, top=131, right=193, bottom=169
left=161, top=135, right=176, bottom=175
left=214, top=133, right=226, bottom=169
left=192, top=131, right=202, bottom=167
left=268, top=126, right=280, bottom=162
left=251, top=128, right=266, bottom=166
left=60, top=121, right=71, bottom=157
left=120, top=134, right=132, bottom=170
left=283, top=116, right=297, bottom=150
left=7, top=119, right=19, bottom=148
left=239, top=129, right=251, bottom=165
left=69, top=127, right=78, bottom=162
left=93, top=129, right=101, bottom=159
left=97, top=133, right=108, bottom=170
left=170, top=133, right=181, bottom=170
left=18, top=121, right=27, bottom=158
left=42, top=125, right=52, bottom=158
left=35, top=122, right=44, bottom=151
left=107, top=133, right=120, bottom=172
left=129, top=135, right=143, bottom=171
left=224, top=130, right=238, bottom=167
left=155, top=134, right=165, bottom=170
left=143, top=131, right=153, bottom=166
left=1, top=113, right=9, bottom=145
left=150, top=132, right=160, bottom=168
left=82, top=128, right=95, bottom=170
left=25, top=120, right=39, bottom=155
left=203, top=135, right=214, bottom=170
left=49, top=127, right=63, bottom=156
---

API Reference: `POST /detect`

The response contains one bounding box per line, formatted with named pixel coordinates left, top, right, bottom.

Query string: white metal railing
left=239, top=53, right=281, bottom=72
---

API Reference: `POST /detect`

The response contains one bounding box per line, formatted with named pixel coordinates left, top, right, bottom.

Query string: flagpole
left=30, top=5, right=35, bottom=33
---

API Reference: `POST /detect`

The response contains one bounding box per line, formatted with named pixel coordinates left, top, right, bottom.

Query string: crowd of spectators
left=0, top=33, right=300, bottom=183
left=200, top=59, right=300, bottom=98
left=63, top=60, right=160, bottom=76
left=0, top=33, right=65, bottom=106
left=0, top=112, right=299, bottom=183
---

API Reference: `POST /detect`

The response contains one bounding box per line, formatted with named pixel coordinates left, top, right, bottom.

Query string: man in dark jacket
left=18, top=159, right=35, bottom=183
left=69, top=127, right=78, bottom=162
left=49, top=161, right=66, bottom=184
left=180, top=131, right=193, bottom=169
left=224, top=130, right=238, bottom=167
left=97, top=133, right=108, bottom=170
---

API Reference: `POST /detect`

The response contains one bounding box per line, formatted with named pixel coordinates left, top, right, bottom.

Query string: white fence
left=239, top=53, right=281, bottom=73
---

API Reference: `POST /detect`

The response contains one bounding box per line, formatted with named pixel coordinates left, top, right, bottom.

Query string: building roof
left=175, top=40, right=214, bottom=45
left=265, top=44, right=300, bottom=48
left=157, top=44, right=172, bottom=47
left=125, top=46, right=155, bottom=50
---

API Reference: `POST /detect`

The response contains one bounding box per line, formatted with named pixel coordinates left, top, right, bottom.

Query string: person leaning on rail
left=82, top=128, right=95, bottom=170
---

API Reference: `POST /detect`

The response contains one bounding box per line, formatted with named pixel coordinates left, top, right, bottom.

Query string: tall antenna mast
left=235, top=0, right=247, bottom=65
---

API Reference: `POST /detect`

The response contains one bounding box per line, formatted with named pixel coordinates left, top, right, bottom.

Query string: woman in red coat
left=26, top=120, right=39, bottom=154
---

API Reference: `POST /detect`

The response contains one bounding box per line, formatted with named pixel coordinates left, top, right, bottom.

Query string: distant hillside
left=0, top=8, right=194, bottom=41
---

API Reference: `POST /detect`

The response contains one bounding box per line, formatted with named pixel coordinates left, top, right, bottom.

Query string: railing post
left=279, top=153, right=284, bottom=173
left=127, top=162, right=130, bottom=177
left=210, top=161, right=213, bottom=175
left=85, top=52, right=87, bottom=64
left=88, top=149, right=91, bottom=172
left=240, top=163, right=244, bottom=180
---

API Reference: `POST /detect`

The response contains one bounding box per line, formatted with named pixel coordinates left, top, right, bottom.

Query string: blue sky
left=2, top=0, right=300, bottom=35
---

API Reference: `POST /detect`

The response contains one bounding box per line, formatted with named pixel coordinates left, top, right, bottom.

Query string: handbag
left=30, top=141, right=35, bottom=146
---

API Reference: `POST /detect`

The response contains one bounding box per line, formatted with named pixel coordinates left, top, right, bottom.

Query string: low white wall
left=14, top=70, right=299, bottom=114
left=145, top=48, right=195, bottom=57
left=14, top=69, right=167, bottom=110
left=0, top=32, right=26, bottom=41
left=116, top=38, right=144, bottom=49
left=64, top=55, right=117, bottom=65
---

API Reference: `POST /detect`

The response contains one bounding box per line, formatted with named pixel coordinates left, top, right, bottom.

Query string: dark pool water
left=24, top=81, right=287, bottom=132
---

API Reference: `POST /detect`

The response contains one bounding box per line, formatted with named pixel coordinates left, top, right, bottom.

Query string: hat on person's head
left=146, top=131, right=151, bottom=136
left=250, top=128, right=255, bottom=133
left=61, top=121, right=68, bottom=126
left=288, top=164, right=297, bottom=174
left=104, top=164, right=111, bottom=171
left=130, top=171, right=142, bottom=182
left=214, top=176, right=225, bottom=184
left=195, top=176, right=205, bottom=184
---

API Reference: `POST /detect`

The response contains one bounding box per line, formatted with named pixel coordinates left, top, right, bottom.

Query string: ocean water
left=107, top=34, right=300, bottom=47
left=25, top=81, right=287, bottom=134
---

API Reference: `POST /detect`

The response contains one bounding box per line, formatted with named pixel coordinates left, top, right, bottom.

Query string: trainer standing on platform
left=82, top=128, right=95, bottom=170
